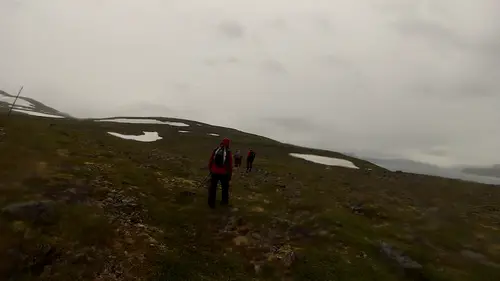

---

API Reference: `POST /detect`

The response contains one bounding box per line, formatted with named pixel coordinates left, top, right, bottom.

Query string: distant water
left=366, top=158, right=500, bottom=186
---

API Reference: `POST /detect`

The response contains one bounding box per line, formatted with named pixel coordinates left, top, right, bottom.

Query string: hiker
left=208, top=138, right=233, bottom=208
left=246, top=149, right=256, bottom=172
left=234, top=149, right=242, bottom=168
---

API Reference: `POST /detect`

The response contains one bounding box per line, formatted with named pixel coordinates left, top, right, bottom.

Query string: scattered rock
left=380, top=241, right=424, bottom=279
left=254, top=264, right=262, bottom=274
left=349, top=203, right=387, bottom=220
left=357, top=251, right=368, bottom=259
left=350, top=204, right=364, bottom=214
left=2, top=200, right=57, bottom=224
left=233, top=236, right=249, bottom=246
left=11, top=221, right=27, bottom=233
left=380, top=241, right=421, bottom=269
left=268, top=244, right=297, bottom=268
left=318, top=230, right=329, bottom=237
left=147, top=236, right=158, bottom=245
left=251, top=206, right=265, bottom=213
left=56, top=149, right=69, bottom=157
left=237, top=225, right=250, bottom=235
left=461, top=250, right=485, bottom=260
left=461, top=250, right=500, bottom=268
left=251, top=232, right=262, bottom=240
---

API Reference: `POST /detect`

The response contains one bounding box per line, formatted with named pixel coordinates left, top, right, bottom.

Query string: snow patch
left=107, top=131, right=162, bottom=142
left=208, top=133, right=220, bottom=137
left=12, top=109, right=64, bottom=119
left=0, top=96, right=34, bottom=108
left=197, top=124, right=202, bottom=126
left=289, top=153, right=359, bottom=169
left=178, top=130, right=190, bottom=133
left=97, top=118, right=189, bottom=127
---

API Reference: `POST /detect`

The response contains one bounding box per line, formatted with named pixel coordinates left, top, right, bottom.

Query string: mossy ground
left=0, top=114, right=499, bottom=280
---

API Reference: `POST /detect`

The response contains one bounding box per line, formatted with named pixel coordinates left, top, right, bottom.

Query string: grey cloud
left=267, top=18, right=287, bottom=30
left=173, top=83, right=190, bottom=93
left=315, top=17, right=333, bottom=32
left=203, top=57, right=240, bottom=66
left=203, top=59, right=217, bottom=66
left=217, top=20, right=245, bottom=39
left=1, top=0, right=500, bottom=167
left=262, top=117, right=319, bottom=132
left=227, top=57, right=239, bottom=63
left=261, top=60, right=287, bottom=74
left=411, top=78, right=499, bottom=100
left=392, top=19, right=467, bottom=49
left=317, top=55, right=347, bottom=66
left=425, top=147, right=449, bottom=157
left=391, top=16, right=500, bottom=57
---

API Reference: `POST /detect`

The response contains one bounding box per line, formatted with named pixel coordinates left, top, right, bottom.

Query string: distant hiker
left=246, top=149, right=256, bottom=172
left=208, top=138, right=233, bottom=208
left=234, top=149, right=243, bottom=168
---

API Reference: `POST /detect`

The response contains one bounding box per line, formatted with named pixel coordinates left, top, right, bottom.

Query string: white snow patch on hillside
left=178, top=130, right=190, bottom=133
left=107, top=131, right=162, bottom=142
left=208, top=133, right=220, bottom=137
left=197, top=124, right=202, bottom=126
left=97, top=118, right=189, bottom=127
left=289, top=153, right=359, bottom=169
left=0, top=96, right=34, bottom=108
left=13, top=109, right=64, bottom=119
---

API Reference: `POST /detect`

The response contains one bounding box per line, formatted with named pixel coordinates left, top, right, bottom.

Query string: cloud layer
left=1, top=0, right=499, bottom=166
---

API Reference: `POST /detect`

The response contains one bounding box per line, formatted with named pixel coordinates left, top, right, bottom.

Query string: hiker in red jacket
left=246, top=149, right=256, bottom=172
left=208, top=138, right=233, bottom=208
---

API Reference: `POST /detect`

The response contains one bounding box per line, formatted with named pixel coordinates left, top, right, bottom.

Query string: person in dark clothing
left=208, top=138, right=233, bottom=208
left=246, top=149, right=256, bottom=172
left=234, top=149, right=242, bottom=168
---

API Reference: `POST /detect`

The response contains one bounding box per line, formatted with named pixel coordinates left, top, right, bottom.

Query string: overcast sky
left=1, top=0, right=500, bottom=167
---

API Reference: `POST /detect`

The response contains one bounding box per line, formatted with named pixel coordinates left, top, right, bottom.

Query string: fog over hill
left=2, top=91, right=499, bottom=186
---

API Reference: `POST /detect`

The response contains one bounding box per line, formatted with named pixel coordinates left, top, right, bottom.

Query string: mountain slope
left=0, top=97, right=499, bottom=281
left=0, top=90, right=71, bottom=117
left=463, top=165, right=500, bottom=178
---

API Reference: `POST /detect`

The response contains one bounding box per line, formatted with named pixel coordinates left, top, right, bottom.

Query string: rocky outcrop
left=2, top=200, right=57, bottom=224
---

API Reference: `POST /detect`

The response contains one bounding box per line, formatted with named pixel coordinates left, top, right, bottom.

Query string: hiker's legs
left=220, top=175, right=230, bottom=205
left=248, top=158, right=254, bottom=172
left=246, top=159, right=251, bottom=172
left=208, top=174, right=219, bottom=208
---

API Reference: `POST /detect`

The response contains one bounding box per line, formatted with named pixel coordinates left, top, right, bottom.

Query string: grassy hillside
left=0, top=114, right=499, bottom=281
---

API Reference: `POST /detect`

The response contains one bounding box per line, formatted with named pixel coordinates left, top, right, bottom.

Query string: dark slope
left=0, top=97, right=499, bottom=281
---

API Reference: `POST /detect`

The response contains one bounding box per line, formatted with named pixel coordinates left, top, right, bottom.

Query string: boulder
left=2, top=200, right=57, bottom=224
left=380, top=241, right=426, bottom=280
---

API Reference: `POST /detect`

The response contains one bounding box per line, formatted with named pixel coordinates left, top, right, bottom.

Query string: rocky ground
left=0, top=115, right=499, bottom=281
